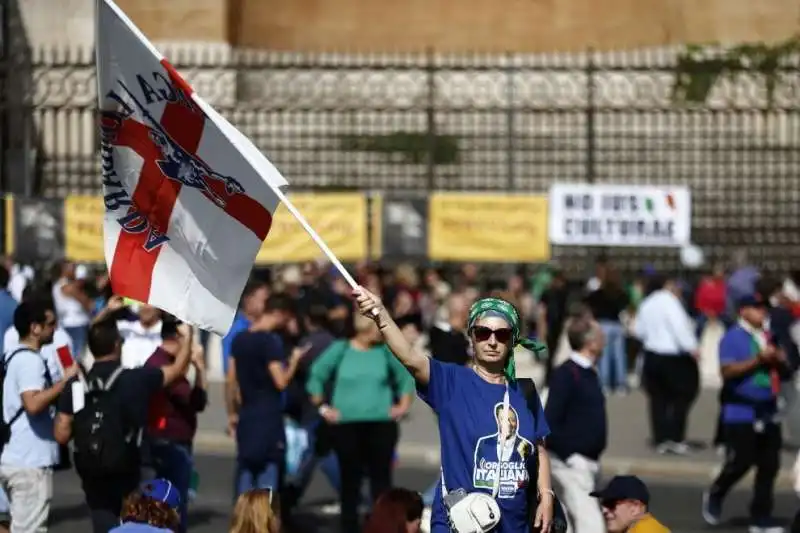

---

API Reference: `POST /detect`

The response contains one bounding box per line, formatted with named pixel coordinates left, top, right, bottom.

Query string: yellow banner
left=256, top=193, right=368, bottom=264
left=428, top=193, right=550, bottom=262
left=65, top=195, right=106, bottom=262
left=63, top=194, right=368, bottom=264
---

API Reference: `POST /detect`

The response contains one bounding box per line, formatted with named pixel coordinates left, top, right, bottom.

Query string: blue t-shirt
left=231, top=330, right=286, bottom=466
left=418, top=359, right=550, bottom=533
left=222, top=313, right=251, bottom=372
left=110, top=523, right=172, bottom=533
left=719, top=325, right=776, bottom=424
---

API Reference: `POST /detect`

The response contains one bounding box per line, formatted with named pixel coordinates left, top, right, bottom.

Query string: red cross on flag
left=96, top=0, right=352, bottom=335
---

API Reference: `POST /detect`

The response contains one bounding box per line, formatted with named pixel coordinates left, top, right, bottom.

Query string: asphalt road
left=46, top=453, right=799, bottom=533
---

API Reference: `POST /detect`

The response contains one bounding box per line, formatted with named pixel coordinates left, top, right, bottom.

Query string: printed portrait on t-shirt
left=472, top=402, right=533, bottom=499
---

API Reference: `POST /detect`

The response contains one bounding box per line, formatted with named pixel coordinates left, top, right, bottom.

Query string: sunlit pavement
left=46, top=453, right=799, bottom=533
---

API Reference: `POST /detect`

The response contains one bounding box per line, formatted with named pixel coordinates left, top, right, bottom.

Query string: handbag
left=517, top=378, right=568, bottom=533
left=440, top=384, right=514, bottom=533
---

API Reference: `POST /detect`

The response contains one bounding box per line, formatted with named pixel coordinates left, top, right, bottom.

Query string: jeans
left=65, top=325, right=88, bottom=362
left=696, top=314, right=733, bottom=340
left=642, top=352, right=699, bottom=445
left=235, top=461, right=280, bottom=499
left=150, top=441, right=193, bottom=533
left=709, top=423, right=781, bottom=519
left=81, top=472, right=140, bottom=533
left=422, top=478, right=438, bottom=506
left=598, top=321, right=627, bottom=391
left=332, top=421, right=398, bottom=533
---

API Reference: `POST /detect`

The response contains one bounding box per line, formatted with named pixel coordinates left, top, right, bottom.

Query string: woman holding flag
left=354, top=287, right=554, bottom=533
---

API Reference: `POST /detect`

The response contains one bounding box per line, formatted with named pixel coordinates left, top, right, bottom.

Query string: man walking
left=635, top=276, right=699, bottom=454
left=0, top=300, right=77, bottom=533
left=703, top=294, right=788, bottom=533
left=545, top=318, right=607, bottom=533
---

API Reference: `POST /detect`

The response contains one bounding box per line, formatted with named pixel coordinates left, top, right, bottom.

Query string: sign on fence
left=65, top=195, right=105, bottom=262
left=373, top=195, right=428, bottom=259
left=256, top=193, right=368, bottom=264
left=64, top=193, right=368, bottom=264
left=548, top=183, right=691, bottom=247
left=428, top=193, right=550, bottom=262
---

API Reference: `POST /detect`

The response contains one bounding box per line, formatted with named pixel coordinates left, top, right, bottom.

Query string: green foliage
left=672, top=35, right=800, bottom=108
left=339, top=132, right=460, bottom=165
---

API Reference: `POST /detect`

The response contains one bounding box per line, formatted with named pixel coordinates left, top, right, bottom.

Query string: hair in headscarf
left=467, top=297, right=546, bottom=383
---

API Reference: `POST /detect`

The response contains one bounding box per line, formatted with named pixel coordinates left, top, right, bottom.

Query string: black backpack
left=72, top=367, right=138, bottom=476
left=0, top=348, right=35, bottom=454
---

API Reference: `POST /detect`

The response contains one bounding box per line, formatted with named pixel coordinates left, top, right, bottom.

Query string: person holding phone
left=703, top=293, right=790, bottom=533
left=226, top=294, right=307, bottom=498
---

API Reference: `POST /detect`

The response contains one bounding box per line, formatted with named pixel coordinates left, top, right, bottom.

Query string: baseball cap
left=590, top=475, right=649, bottom=505
left=738, top=293, right=766, bottom=309
left=140, top=479, right=180, bottom=509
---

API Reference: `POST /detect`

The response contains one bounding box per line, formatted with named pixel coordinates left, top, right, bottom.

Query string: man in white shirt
left=634, top=276, right=699, bottom=455
left=51, top=261, right=92, bottom=361
left=0, top=300, right=77, bottom=533
left=3, top=327, right=70, bottom=385
left=93, top=298, right=162, bottom=369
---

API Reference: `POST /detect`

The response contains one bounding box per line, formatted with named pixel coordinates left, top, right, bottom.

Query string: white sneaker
left=671, top=441, right=691, bottom=455
left=748, top=522, right=784, bottom=533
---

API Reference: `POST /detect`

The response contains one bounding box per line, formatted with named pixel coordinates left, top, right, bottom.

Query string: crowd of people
left=0, top=251, right=798, bottom=533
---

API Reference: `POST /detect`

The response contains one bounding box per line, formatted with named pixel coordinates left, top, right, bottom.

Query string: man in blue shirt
left=702, top=293, right=788, bottom=533
left=0, top=266, right=19, bottom=357
left=221, top=280, right=268, bottom=373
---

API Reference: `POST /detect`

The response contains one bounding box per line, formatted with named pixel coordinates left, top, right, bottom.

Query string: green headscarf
left=467, top=297, right=547, bottom=383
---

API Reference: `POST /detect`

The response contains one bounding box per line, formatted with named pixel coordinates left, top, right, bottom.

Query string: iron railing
left=1, top=45, right=799, bottom=273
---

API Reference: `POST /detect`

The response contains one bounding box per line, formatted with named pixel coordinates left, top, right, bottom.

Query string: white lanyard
left=441, top=381, right=510, bottom=499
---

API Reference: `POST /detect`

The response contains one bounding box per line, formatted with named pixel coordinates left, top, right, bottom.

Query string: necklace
left=473, top=364, right=505, bottom=385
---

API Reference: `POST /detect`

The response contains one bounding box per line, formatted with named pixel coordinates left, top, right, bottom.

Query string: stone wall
left=16, top=0, right=800, bottom=52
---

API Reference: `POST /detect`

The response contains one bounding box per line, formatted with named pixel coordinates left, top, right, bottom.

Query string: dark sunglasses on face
left=601, top=499, right=622, bottom=510
left=471, top=326, right=513, bottom=344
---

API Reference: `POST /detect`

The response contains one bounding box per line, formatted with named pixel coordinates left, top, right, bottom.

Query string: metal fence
left=1, top=45, right=800, bottom=273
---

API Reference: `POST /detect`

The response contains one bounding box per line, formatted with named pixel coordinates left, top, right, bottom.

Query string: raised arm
left=353, top=287, right=431, bottom=385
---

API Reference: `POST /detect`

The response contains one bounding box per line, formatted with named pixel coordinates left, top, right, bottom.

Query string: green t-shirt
left=306, top=341, right=415, bottom=423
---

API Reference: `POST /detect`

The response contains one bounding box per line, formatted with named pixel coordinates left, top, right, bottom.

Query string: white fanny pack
left=441, top=383, right=511, bottom=533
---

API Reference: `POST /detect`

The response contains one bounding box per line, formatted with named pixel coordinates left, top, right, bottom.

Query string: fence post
left=585, top=48, right=596, bottom=184
left=0, top=2, right=8, bottom=193
left=425, top=48, right=436, bottom=191
left=505, top=53, right=516, bottom=191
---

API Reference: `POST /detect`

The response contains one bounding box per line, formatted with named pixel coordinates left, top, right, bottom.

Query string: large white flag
left=95, top=0, right=289, bottom=335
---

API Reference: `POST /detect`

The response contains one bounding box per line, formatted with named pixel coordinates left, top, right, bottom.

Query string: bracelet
left=318, top=404, right=331, bottom=415
left=539, top=489, right=555, bottom=499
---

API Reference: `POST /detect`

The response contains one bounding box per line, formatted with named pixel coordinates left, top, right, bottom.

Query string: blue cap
left=738, top=293, right=766, bottom=308
left=590, top=475, right=649, bottom=505
left=140, top=479, right=180, bottom=509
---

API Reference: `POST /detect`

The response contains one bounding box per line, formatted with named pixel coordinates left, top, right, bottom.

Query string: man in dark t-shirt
left=226, top=293, right=304, bottom=499
left=428, top=293, right=470, bottom=366
left=54, top=304, right=193, bottom=533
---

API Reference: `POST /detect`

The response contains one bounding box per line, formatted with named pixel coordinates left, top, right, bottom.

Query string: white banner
left=548, top=183, right=691, bottom=247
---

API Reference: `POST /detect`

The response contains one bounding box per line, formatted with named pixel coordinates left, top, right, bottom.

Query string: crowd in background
left=0, top=250, right=799, bottom=533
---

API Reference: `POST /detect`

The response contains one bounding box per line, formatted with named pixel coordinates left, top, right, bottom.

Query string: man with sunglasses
left=590, top=476, right=669, bottom=533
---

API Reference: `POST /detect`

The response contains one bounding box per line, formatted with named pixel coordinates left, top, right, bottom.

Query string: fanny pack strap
left=442, top=382, right=510, bottom=500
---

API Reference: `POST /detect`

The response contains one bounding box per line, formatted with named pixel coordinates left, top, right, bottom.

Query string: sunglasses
left=472, top=326, right=513, bottom=344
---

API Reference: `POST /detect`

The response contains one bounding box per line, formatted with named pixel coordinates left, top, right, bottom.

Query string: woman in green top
left=307, top=313, right=415, bottom=533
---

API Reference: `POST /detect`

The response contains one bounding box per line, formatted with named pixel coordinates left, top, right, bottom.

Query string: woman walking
left=354, top=288, right=554, bottom=533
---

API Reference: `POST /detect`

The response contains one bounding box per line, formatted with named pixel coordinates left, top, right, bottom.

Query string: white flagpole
left=271, top=188, right=360, bottom=290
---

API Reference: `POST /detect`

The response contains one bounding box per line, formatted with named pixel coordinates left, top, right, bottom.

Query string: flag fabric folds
left=96, top=0, right=289, bottom=334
